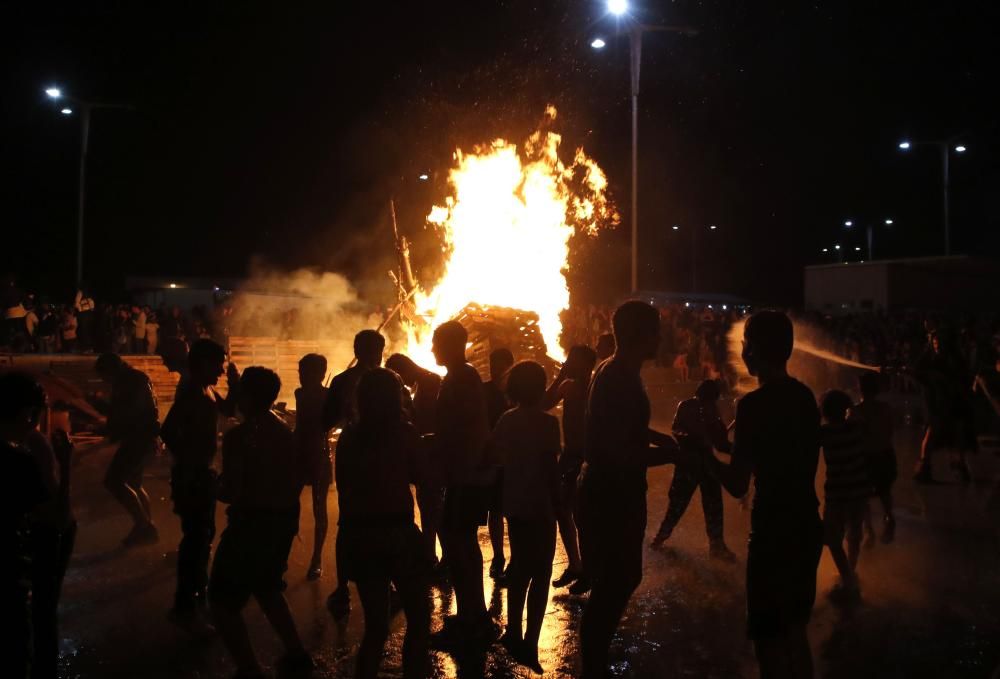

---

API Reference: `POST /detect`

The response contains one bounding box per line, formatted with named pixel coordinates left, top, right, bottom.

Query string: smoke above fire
left=405, top=106, right=618, bottom=365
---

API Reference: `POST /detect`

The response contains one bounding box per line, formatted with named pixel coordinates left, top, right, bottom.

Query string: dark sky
left=2, top=0, right=998, bottom=305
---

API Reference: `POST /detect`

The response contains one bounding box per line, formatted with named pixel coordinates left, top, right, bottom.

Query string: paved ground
left=56, top=393, right=1000, bottom=678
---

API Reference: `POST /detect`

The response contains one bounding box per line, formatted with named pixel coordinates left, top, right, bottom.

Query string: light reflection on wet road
left=58, top=399, right=1000, bottom=678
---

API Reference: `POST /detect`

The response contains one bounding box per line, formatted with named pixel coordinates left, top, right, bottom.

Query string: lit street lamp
left=672, top=224, right=718, bottom=292
left=592, top=2, right=696, bottom=293
left=843, top=217, right=894, bottom=261
left=45, top=86, right=133, bottom=287
left=897, top=137, right=967, bottom=256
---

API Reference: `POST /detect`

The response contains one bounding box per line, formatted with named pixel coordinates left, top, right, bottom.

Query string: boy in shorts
left=209, top=367, right=312, bottom=677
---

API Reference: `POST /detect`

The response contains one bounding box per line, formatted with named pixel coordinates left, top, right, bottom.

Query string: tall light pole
left=592, top=2, right=696, bottom=293
left=45, top=86, right=132, bottom=288
left=898, top=138, right=966, bottom=256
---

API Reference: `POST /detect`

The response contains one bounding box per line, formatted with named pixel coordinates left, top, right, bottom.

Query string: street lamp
left=843, top=217, right=894, bottom=261
left=897, top=137, right=967, bottom=255
left=592, top=9, right=696, bottom=294
left=672, top=224, right=718, bottom=292
left=43, top=85, right=132, bottom=287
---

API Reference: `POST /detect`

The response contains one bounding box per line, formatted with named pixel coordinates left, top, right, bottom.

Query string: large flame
left=404, top=107, right=617, bottom=366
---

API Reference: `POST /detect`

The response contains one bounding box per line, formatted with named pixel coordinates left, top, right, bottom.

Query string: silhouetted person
left=323, top=329, right=386, bottom=618
left=95, top=353, right=160, bottom=546
left=851, top=372, right=896, bottom=544
left=26, top=425, right=75, bottom=679
left=651, top=378, right=735, bottom=560
left=161, top=339, right=239, bottom=633
left=336, top=368, right=430, bottom=678
left=431, top=320, right=496, bottom=646
left=819, top=389, right=868, bottom=604
left=386, top=352, right=444, bottom=568
left=913, top=329, right=974, bottom=483
left=706, top=310, right=823, bottom=679
left=577, top=302, right=680, bottom=678
left=0, top=372, right=49, bottom=678
left=484, top=347, right=514, bottom=580
left=595, top=332, right=615, bottom=363
left=492, top=361, right=560, bottom=674
left=210, top=367, right=313, bottom=677
left=295, top=353, right=330, bottom=580
left=542, top=344, right=596, bottom=593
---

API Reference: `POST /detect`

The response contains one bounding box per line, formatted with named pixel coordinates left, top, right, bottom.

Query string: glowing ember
left=404, top=107, right=617, bottom=366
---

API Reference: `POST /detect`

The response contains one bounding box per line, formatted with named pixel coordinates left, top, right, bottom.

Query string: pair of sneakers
left=552, top=568, right=591, bottom=595
left=500, top=632, right=544, bottom=674
left=431, top=612, right=500, bottom=649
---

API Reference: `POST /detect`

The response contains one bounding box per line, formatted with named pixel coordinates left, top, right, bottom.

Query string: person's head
left=742, top=310, right=794, bottom=377
left=565, top=345, right=598, bottom=381
left=432, top=321, right=468, bottom=368
left=821, top=389, right=852, bottom=424
left=489, top=348, right=515, bottom=382
left=858, top=371, right=881, bottom=400
left=695, top=378, right=722, bottom=403
left=298, top=353, right=327, bottom=388
left=238, top=367, right=281, bottom=416
left=595, top=333, right=615, bottom=361
left=353, top=329, right=386, bottom=369
left=356, top=367, right=404, bottom=428
left=0, top=372, right=46, bottom=443
left=159, top=336, right=188, bottom=373
left=95, top=353, right=124, bottom=379
left=612, top=301, right=661, bottom=361
left=384, top=353, right=419, bottom=386
left=506, top=361, right=547, bottom=409
left=187, top=339, right=226, bottom=387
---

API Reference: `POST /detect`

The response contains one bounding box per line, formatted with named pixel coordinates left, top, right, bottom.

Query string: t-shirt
left=409, top=371, right=442, bottom=436
left=583, top=358, right=651, bottom=492
left=335, top=420, right=422, bottom=523
left=820, top=421, right=871, bottom=502
left=162, top=383, right=226, bottom=469
left=435, top=362, right=490, bottom=486
left=294, top=384, right=329, bottom=466
left=484, top=379, right=509, bottom=429
left=108, top=366, right=160, bottom=443
left=560, top=377, right=588, bottom=456
left=733, top=376, right=820, bottom=530
left=492, top=407, right=561, bottom=521
left=672, top=397, right=731, bottom=454
left=219, top=411, right=300, bottom=511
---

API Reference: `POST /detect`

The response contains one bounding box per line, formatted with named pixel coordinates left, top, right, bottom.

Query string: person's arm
left=644, top=431, right=682, bottom=467
left=545, top=417, right=562, bottom=511
left=52, top=429, right=73, bottom=522
left=322, top=376, right=345, bottom=431
left=405, top=425, right=426, bottom=488
left=216, top=362, right=240, bottom=418
left=541, top=367, right=568, bottom=411
left=705, top=399, right=753, bottom=498
left=160, top=396, right=185, bottom=453
left=707, top=411, right=732, bottom=454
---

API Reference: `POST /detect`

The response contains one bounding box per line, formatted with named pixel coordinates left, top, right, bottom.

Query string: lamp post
left=592, top=2, right=696, bottom=293
left=672, top=224, right=717, bottom=292
left=843, top=218, right=894, bottom=261
left=898, top=138, right=966, bottom=256
left=45, top=86, right=132, bottom=288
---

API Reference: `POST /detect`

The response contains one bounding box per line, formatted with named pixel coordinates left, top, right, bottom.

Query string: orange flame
left=405, top=107, right=617, bottom=366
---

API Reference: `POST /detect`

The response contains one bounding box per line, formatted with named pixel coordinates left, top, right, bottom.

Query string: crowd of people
left=9, top=299, right=997, bottom=679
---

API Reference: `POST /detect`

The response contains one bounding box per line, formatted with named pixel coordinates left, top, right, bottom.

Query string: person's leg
left=653, top=463, right=697, bottom=544
left=700, top=473, right=727, bottom=549
left=256, top=589, right=307, bottom=655
left=310, top=483, right=329, bottom=572
left=30, top=526, right=61, bottom=679
left=175, top=502, right=216, bottom=612
left=845, top=507, right=863, bottom=574
left=524, top=522, right=556, bottom=661
left=824, top=508, right=856, bottom=588
left=104, top=448, right=150, bottom=531
left=915, top=426, right=934, bottom=480
left=456, top=523, right=487, bottom=620
left=556, top=485, right=583, bottom=574
left=504, top=519, right=530, bottom=644
left=488, top=510, right=505, bottom=575
left=354, top=577, right=392, bottom=679
left=416, top=484, right=443, bottom=565
left=785, top=624, right=815, bottom=679
left=212, top=604, right=261, bottom=676
left=391, top=548, right=431, bottom=679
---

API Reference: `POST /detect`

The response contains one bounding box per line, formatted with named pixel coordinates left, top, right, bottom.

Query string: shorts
left=208, top=507, right=299, bottom=611
left=442, top=484, right=491, bottom=530
left=105, top=439, right=156, bottom=489
left=576, top=470, right=646, bottom=592
left=338, top=518, right=424, bottom=583
left=746, top=514, right=823, bottom=640
left=866, top=449, right=897, bottom=494
left=823, top=498, right=867, bottom=546
left=170, top=465, right=218, bottom=516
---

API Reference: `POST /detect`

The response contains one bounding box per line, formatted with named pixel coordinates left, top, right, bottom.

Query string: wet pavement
left=57, top=400, right=1000, bottom=678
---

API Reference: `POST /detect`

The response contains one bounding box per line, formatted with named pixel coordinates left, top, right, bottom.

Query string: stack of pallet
left=456, top=304, right=561, bottom=380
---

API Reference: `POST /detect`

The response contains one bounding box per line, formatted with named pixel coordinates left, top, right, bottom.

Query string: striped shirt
left=821, top=421, right=871, bottom=502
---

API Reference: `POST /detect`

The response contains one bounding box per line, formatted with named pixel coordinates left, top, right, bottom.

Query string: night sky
left=2, top=1, right=998, bottom=305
